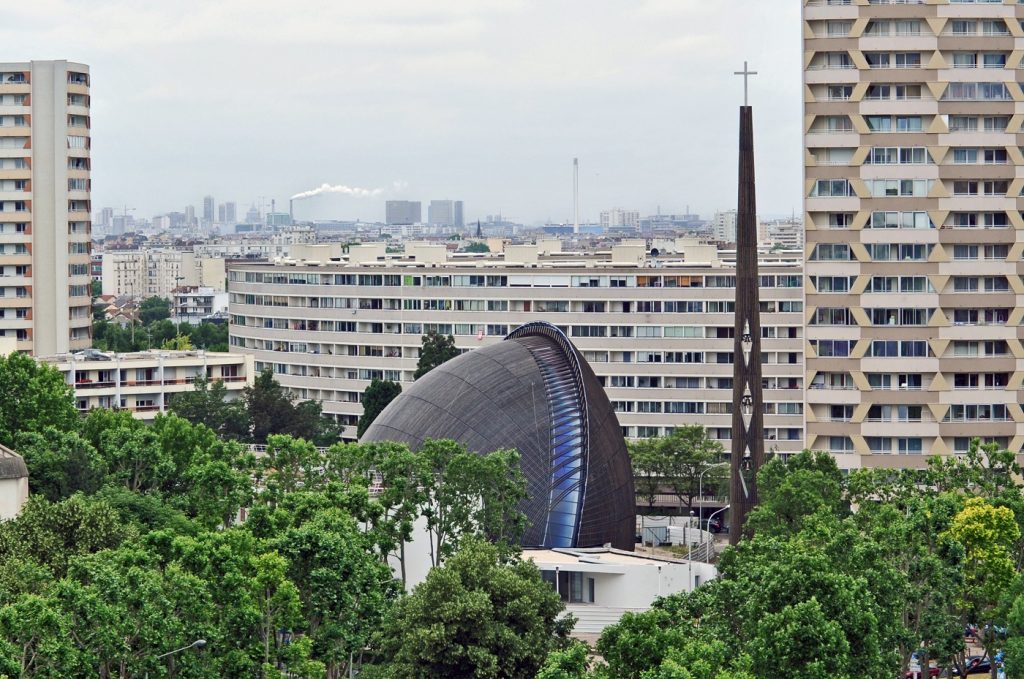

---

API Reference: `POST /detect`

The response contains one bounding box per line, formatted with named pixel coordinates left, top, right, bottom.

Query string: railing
left=74, top=380, right=115, bottom=389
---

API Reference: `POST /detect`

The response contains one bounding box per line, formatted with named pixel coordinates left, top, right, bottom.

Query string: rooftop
left=228, top=240, right=802, bottom=272
left=0, top=445, right=28, bottom=480
left=38, top=349, right=244, bottom=365
left=523, top=547, right=689, bottom=572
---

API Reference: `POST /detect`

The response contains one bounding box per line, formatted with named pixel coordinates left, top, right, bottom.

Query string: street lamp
left=697, top=461, right=730, bottom=521
left=701, top=504, right=731, bottom=561
left=146, top=639, right=206, bottom=678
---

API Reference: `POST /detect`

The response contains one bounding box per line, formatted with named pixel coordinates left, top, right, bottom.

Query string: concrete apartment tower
left=0, top=61, right=92, bottom=355
left=804, top=1, right=1024, bottom=468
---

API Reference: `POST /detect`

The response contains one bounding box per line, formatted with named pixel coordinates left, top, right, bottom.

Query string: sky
left=3, top=0, right=803, bottom=225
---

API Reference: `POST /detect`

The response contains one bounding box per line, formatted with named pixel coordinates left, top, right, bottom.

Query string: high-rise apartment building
left=98, top=206, right=114, bottom=231
left=385, top=200, right=421, bottom=225
left=600, top=208, right=641, bottom=232
left=427, top=200, right=464, bottom=227
left=803, top=0, right=1024, bottom=467
left=227, top=241, right=806, bottom=445
left=0, top=61, right=92, bottom=355
left=218, top=201, right=237, bottom=225
left=202, top=196, right=215, bottom=225
left=712, top=210, right=738, bottom=244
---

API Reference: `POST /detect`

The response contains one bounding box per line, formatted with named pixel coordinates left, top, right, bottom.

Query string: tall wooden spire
left=729, top=103, right=765, bottom=545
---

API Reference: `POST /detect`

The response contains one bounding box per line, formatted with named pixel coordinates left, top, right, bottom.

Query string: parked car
left=961, top=656, right=992, bottom=676
left=904, top=666, right=941, bottom=678
left=701, top=518, right=723, bottom=534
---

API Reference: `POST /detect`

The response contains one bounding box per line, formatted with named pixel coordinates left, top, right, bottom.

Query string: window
left=814, top=340, right=852, bottom=358
left=952, top=20, right=977, bottom=35
left=983, top=53, right=1006, bottom=69
left=953, top=245, right=978, bottom=260
left=827, top=213, right=853, bottom=229
left=953, top=53, right=977, bottom=68
left=865, top=53, right=891, bottom=69
left=984, top=116, right=1008, bottom=132
left=866, top=147, right=927, bottom=164
left=895, top=53, right=921, bottom=68
left=827, top=85, right=854, bottom=101
left=871, top=178, right=928, bottom=197
left=813, top=180, right=853, bottom=197
left=949, top=115, right=977, bottom=132
left=811, top=243, right=850, bottom=261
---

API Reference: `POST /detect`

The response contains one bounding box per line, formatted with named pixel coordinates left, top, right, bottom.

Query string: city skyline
left=4, top=1, right=803, bottom=223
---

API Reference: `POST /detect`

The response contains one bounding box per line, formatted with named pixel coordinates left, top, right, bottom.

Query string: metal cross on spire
left=734, top=61, right=758, bottom=106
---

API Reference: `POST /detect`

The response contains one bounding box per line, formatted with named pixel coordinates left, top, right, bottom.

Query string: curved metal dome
left=361, top=322, right=635, bottom=551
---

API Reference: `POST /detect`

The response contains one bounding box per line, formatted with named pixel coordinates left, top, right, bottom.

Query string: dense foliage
left=414, top=330, right=459, bottom=380
left=541, top=445, right=1024, bottom=678
left=356, top=379, right=402, bottom=438
left=629, top=426, right=727, bottom=516
left=0, top=354, right=552, bottom=677
left=93, top=318, right=229, bottom=353
left=170, top=369, right=341, bottom=446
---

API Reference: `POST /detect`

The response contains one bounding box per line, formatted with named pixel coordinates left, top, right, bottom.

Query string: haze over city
left=2, top=0, right=803, bottom=222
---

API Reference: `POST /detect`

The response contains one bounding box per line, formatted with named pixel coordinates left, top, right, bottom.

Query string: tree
left=746, top=450, right=847, bottom=536
left=537, top=641, right=591, bottom=679
left=161, top=333, right=194, bottom=350
left=186, top=321, right=229, bottom=351
left=258, top=435, right=323, bottom=503
left=0, top=495, right=131, bottom=578
left=463, top=242, right=490, bottom=253
left=139, top=296, right=171, bottom=324
left=244, top=369, right=338, bottom=445
left=414, top=330, right=459, bottom=380
left=0, top=592, right=81, bottom=677
left=417, top=439, right=527, bottom=567
left=0, top=352, right=78, bottom=449
left=357, top=379, right=402, bottom=438
left=14, top=427, right=105, bottom=501
left=328, top=441, right=427, bottom=586
left=628, top=438, right=663, bottom=519
left=90, top=280, right=102, bottom=298
left=944, top=497, right=1020, bottom=674
left=649, top=426, right=725, bottom=515
left=273, top=506, right=398, bottom=678
left=369, top=539, right=564, bottom=679
left=168, top=376, right=250, bottom=440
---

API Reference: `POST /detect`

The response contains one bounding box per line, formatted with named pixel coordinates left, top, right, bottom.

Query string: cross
left=734, top=61, right=758, bottom=107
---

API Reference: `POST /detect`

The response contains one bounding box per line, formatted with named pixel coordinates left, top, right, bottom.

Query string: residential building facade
left=803, top=0, right=1024, bottom=467
left=101, top=249, right=226, bottom=298
left=712, top=210, right=738, bottom=244
left=0, top=60, right=92, bottom=355
left=427, top=199, right=464, bottom=228
left=226, top=242, right=805, bottom=449
left=38, top=349, right=254, bottom=420
left=172, top=285, right=228, bottom=324
left=600, top=208, right=641, bottom=232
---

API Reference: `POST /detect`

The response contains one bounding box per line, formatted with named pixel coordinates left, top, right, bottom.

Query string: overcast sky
left=5, top=0, right=802, bottom=224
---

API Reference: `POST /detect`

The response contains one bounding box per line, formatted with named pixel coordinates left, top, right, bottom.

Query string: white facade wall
left=0, top=61, right=92, bottom=354
left=226, top=249, right=806, bottom=451
left=38, top=350, right=254, bottom=420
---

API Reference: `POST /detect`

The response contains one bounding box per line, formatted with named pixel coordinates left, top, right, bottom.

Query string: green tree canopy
left=369, top=539, right=564, bottom=678
left=0, top=352, right=78, bottom=449
left=357, top=379, right=402, bottom=438
left=414, top=330, right=459, bottom=380
left=139, top=296, right=171, bottom=324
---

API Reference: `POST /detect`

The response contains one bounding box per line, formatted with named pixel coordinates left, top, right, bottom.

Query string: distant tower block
left=573, top=158, right=580, bottom=234
left=730, top=62, right=765, bottom=546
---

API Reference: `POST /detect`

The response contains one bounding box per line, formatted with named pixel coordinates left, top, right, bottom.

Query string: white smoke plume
left=291, top=183, right=385, bottom=200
